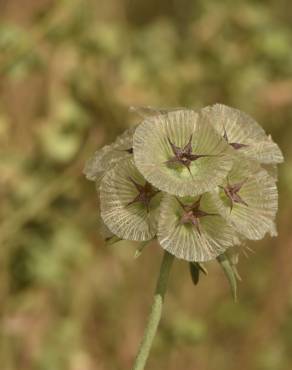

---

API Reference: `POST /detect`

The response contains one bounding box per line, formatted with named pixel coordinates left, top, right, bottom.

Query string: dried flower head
left=85, top=104, right=282, bottom=271
left=85, top=103, right=283, bottom=369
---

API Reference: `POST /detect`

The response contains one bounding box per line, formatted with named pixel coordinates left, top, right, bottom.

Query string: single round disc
left=133, top=110, right=233, bottom=197
left=212, top=156, right=278, bottom=240
left=100, top=158, right=162, bottom=241
left=158, top=193, right=240, bottom=262
left=201, top=104, right=284, bottom=164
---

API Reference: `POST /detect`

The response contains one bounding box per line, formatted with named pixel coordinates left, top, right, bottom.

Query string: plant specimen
left=84, top=104, right=283, bottom=370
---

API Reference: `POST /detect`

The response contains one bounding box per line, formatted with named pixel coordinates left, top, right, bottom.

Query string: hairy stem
left=131, top=251, right=174, bottom=370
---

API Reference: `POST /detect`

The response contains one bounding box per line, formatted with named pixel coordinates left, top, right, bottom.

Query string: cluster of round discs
left=84, top=104, right=283, bottom=262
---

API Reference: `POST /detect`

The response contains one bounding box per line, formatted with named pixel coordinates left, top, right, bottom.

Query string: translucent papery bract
left=100, top=158, right=162, bottom=241
left=133, top=110, right=233, bottom=197
left=268, top=221, right=278, bottom=237
left=83, top=126, right=136, bottom=184
left=212, top=157, right=278, bottom=240
left=262, top=163, right=278, bottom=182
left=129, top=105, right=185, bottom=119
left=243, top=139, right=284, bottom=164
left=201, top=104, right=284, bottom=164
left=157, top=193, right=241, bottom=262
left=98, top=215, right=115, bottom=240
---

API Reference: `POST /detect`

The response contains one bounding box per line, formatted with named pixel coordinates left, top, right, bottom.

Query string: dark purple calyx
left=176, top=196, right=217, bottom=235
left=223, top=127, right=248, bottom=150
left=221, top=179, right=248, bottom=211
left=127, top=177, right=159, bottom=212
left=165, top=134, right=214, bottom=175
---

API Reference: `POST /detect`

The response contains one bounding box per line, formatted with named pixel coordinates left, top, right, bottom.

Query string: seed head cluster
left=84, top=104, right=283, bottom=262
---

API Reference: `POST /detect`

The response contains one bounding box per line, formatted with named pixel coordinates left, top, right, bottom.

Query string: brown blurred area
left=0, top=1, right=292, bottom=369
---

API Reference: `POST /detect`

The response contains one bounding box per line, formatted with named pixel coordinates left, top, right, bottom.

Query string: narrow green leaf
left=197, top=262, right=208, bottom=275
left=232, top=264, right=242, bottom=282
left=189, top=262, right=200, bottom=285
left=134, top=241, right=150, bottom=259
left=228, top=251, right=242, bottom=281
left=106, top=235, right=122, bottom=245
left=217, top=253, right=238, bottom=302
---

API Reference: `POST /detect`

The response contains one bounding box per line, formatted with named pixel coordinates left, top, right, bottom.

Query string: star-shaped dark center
left=223, top=127, right=248, bottom=150
left=127, top=177, right=159, bottom=212
left=165, top=134, right=214, bottom=175
left=176, top=196, right=217, bottom=235
left=220, top=178, right=248, bottom=211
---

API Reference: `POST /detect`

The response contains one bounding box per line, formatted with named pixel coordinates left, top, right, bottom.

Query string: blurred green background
left=1, top=0, right=292, bottom=369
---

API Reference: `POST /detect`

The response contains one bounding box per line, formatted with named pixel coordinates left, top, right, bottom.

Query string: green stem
left=131, top=251, right=174, bottom=370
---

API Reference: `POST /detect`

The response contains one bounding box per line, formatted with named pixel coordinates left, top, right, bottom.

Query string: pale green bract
left=211, top=156, right=278, bottom=240
left=84, top=105, right=282, bottom=263
left=133, top=109, right=234, bottom=197
left=83, top=126, right=135, bottom=186
left=157, top=193, right=241, bottom=262
left=201, top=104, right=284, bottom=164
left=100, top=158, right=162, bottom=241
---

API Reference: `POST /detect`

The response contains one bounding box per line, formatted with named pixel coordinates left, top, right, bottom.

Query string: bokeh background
left=1, top=0, right=292, bottom=369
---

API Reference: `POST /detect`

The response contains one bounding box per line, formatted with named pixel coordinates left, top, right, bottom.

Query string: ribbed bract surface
left=84, top=127, right=135, bottom=185
left=212, top=157, right=278, bottom=240
left=100, top=158, right=161, bottom=241
left=158, top=194, right=241, bottom=262
left=134, top=110, right=233, bottom=197
left=201, top=104, right=284, bottom=164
